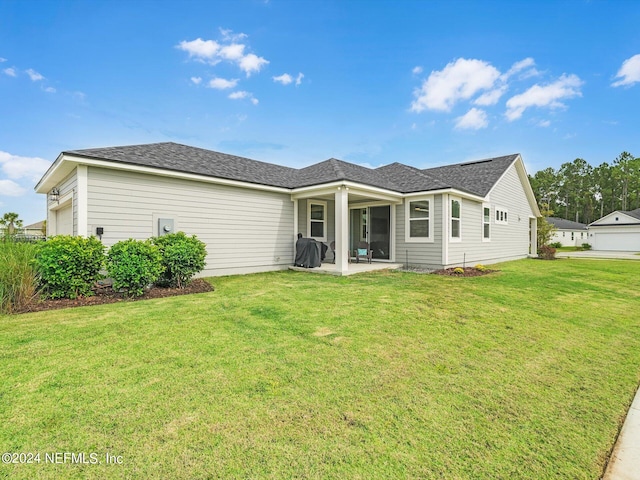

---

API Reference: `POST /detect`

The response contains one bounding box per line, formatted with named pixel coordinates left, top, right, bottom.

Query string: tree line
left=528, top=152, right=640, bottom=224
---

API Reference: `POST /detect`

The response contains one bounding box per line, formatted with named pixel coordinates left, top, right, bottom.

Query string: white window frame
left=404, top=196, right=433, bottom=243
left=450, top=196, right=462, bottom=242
left=307, top=200, right=327, bottom=242
left=495, top=207, right=508, bottom=225
left=482, top=204, right=491, bottom=242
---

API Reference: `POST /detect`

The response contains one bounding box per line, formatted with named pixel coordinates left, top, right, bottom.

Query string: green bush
left=474, top=264, right=487, bottom=272
left=35, top=235, right=105, bottom=299
left=153, top=232, right=207, bottom=288
left=107, top=239, right=164, bottom=297
left=0, top=241, right=39, bottom=313
left=549, top=241, right=563, bottom=248
left=581, top=243, right=592, bottom=250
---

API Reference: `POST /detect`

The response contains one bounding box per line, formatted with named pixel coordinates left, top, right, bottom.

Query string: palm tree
left=0, top=212, right=23, bottom=236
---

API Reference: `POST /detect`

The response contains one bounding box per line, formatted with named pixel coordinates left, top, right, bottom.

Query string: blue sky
left=1, top=0, right=639, bottom=225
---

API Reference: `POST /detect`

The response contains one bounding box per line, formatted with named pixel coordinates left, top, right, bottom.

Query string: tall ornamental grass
left=0, top=240, right=39, bottom=314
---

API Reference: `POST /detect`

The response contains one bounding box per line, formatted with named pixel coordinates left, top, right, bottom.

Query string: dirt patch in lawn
left=17, top=279, right=214, bottom=314
left=432, top=267, right=498, bottom=277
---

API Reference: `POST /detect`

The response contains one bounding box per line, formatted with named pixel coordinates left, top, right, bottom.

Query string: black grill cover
left=294, top=238, right=321, bottom=268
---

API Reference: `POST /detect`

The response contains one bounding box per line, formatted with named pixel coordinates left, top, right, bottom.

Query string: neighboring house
left=35, top=142, right=541, bottom=276
left=588, top=208, right=640, bottom=251
left=23, top=220, right=46, bottom=237
left=547, top=217, right=589, bottom=247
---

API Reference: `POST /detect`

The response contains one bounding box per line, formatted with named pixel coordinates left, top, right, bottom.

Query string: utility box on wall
left=158, top=218, right=174, bottom=236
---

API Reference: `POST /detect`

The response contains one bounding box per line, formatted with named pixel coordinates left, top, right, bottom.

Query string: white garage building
left=588, top=208, right=640, bottom=252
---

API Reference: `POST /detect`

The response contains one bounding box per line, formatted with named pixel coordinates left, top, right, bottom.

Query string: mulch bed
left=432, top=267, right=498, bottom=277
left=16, top=279, right=214, bottom=314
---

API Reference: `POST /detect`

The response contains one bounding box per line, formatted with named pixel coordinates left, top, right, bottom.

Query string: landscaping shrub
left=107, top=239, right=164, bottom=297
left=581, top=243, right=592, bottom=250
left=475, top=264, right=487, bottom=272
left=0, top=241, right=39, bottom=313
left=153, top=232, right=207, bottom=288
left=549, top=241, right=563, bottom=249
left=35, top=235, right=105, bottom=299
left=453, top=267, right=465, bottom=274
left=538, top=245, right=557, bottom=260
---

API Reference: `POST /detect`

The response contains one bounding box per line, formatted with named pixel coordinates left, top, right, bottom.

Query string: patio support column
left=335, top=186, right=349, bottom=274
left=292, top=198, right=298, bottom=261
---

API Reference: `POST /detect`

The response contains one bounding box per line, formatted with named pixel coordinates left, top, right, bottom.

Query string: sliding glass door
left=349, top=206, right=391, bottom=260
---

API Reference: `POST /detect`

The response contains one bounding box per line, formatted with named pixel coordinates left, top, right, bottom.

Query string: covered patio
left=291, top=181, right=403, bottom=276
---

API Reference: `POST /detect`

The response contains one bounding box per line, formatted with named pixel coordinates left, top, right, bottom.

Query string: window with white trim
left=307, top=201, right=327, bottom=241
left=495, top=207, right=508, bottom=225
left=450, top=197, right=461, bottom=240
left=482, top=205, right=491, bottom=241
left=405, top=197, right=432, bottom=242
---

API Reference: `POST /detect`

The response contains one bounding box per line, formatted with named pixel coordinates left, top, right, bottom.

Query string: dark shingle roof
left=625, top=208, right=640, bottom=221
left=547, top=217, right=588, bottom=230
left=421, top=155, right=519, bottom=197
left=65, top=142, right=519, bottom=195
left=66, top=142, right=299, bottom=188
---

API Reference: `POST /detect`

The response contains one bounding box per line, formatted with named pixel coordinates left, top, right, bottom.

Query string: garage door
left=594, top=232, right=640, bottom=251
left=56, top=204, right=73, bottom=235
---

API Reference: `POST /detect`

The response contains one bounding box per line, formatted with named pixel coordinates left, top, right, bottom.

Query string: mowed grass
left=1, top=259, right=639, bottom=479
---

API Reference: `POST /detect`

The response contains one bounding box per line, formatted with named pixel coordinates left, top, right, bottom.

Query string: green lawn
left=1, top=259, right=639, bottom=479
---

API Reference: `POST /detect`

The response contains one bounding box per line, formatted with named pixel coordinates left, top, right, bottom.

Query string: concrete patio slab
left=289, top=262, right=404, bottom=276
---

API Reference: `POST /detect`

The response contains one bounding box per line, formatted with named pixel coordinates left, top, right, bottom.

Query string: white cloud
left=208, top=77, right=238, bottom=89
left=3, top=67, right=16, bottom=77
left=220, top=43, right=246, bottom=60
left=25, top=68, right=44, bottom=81
left=178, top=31, right=268, bottom=77
left=0, top=57, right=6, bottom=62
left=505, top=74, right=583, bottom=121
left=0, top=151, right=51, bottom=182
left=454, top=108, right=488, bottom=130
left=239, top=53, right=269, bottom=76
left=43, top=86, right=56, bottom=93
left=0, top=179, right=25, bottom=197
left=190, top=76, right=202, bottom=85
left=273, top=73, right=293, bottom=85
left=273, top=72, right=304, bottom=86
left=411, top=58, right=501, bottom=112
left=537, top=119, right=551, bottom=127
left=412, top=66, right=423, bottom=75
left=228, top=91, right=259, bottom=105
left=177, top=38, right=221, bottom=61
left=474, top=85, right=508, bottom=106
left=612, top=54, right=640, bottom=87
left=219, top=28, right=247, bottom=43
left=502, top=57, right=536, bottom=80
left=229, top=90, right=249, bottom=99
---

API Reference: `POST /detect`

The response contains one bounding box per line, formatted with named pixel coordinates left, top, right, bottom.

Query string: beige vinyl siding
left=87, top=167, right=294, bottom=277
left=447, top=164, right=533, bottom=266
left=395, top=194, right=443, bottom=269
left=48, top=169, right=78, bottom=236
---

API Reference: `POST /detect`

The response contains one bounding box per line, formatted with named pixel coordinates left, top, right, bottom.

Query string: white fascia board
left=589, top=211, right=639, bottom=226
left=291, top=181, right=403, bottom=203
left=404, top=188, right=485, bottom=203
left=34, top=152, right=67, bottom=193
left=36, top=154, right=292, bottom=195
